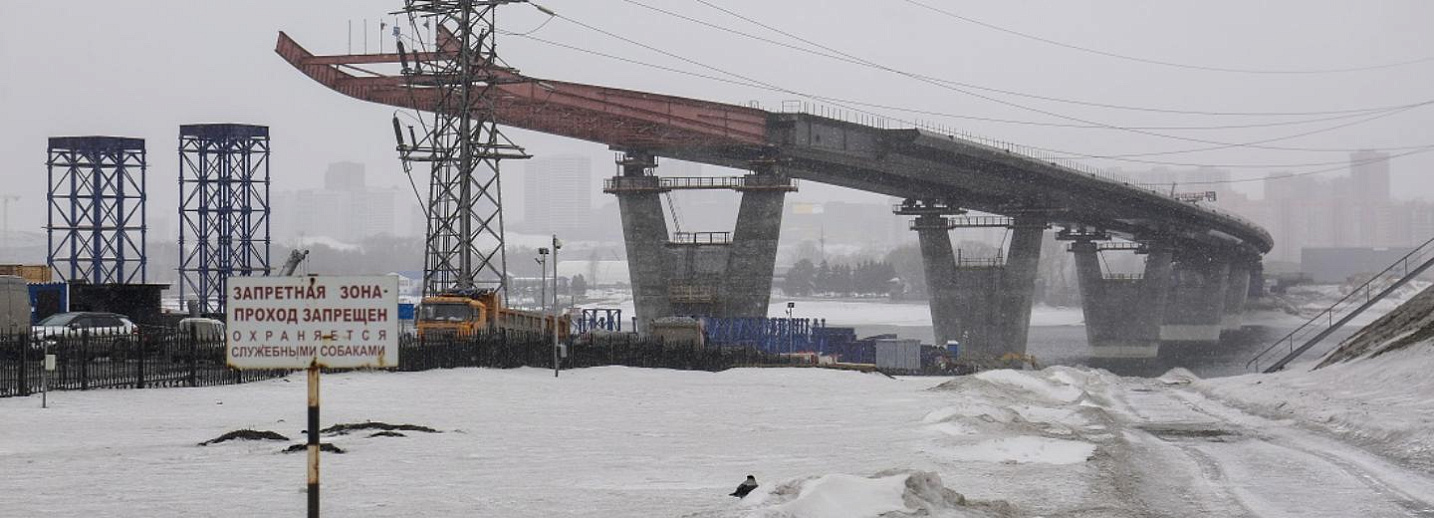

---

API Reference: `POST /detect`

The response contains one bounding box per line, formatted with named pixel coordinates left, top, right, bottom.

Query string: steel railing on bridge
left=1246, top=235, right=1434, bottom=373
left=670, top=231, right=732, bottom=246
left=603, top=176, right=799, bottom=192
left=775, top=99, right=1269, bottom=244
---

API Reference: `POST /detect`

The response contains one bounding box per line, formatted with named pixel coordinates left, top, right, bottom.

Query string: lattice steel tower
left=46, top=137, right=148, bottom=284
left=178, top=124, right=272, bottom=313
left=396, top=0, right=531, bottom=297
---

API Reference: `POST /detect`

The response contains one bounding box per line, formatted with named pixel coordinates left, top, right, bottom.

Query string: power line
left=518, top=10, right=1434, bottom=186
left=549, top=8, right=1430, bottom=159
left=514, top=29, right=1413, bottom=133
left=512, top=33, right=1433, bottom=172
left=680, top=0, right=1432, bottom=116
left=1176, top=146, right=1434, bottom=186
left=900, top=0, right=1434, bottom=75
left=507, top=34, right=1395, bottom=133
left=1035, top=105, right=1427, bottom=159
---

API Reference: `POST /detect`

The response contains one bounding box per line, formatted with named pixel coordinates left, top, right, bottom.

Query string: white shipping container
left=874, top=339, right=922, bottom=371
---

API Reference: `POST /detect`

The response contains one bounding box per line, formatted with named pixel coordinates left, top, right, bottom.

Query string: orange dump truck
left=416, top=289, right=569, bottom=341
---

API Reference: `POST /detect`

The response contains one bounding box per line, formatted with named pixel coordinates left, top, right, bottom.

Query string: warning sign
left=226, top=276, right=399, bottom=370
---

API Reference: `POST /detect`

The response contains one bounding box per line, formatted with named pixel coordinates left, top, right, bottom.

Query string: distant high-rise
left=1238, top=151, right=1429, bottom=264
left=1350, top=150, right=1391, bottom=205
left=271, top=162, right=399, bottom=243
left=325, top=161, right=367, bottom=192
left=523, top=155, right=593, bottom=233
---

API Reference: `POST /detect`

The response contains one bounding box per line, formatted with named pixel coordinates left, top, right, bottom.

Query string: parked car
left=168, top=317, right=226, bottom=364
left=31, top=312, right=140, bottom=361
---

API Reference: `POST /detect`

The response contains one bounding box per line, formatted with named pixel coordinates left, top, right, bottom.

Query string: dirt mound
left=198, top=429, right=289, bottom=446
left=369, top=431, right=407, bottom=438
left=320, top=421, right=440, bottom=436
left=1319, top=284, right=1434, bottom=367
left=282, top=442, right=345, bottom=454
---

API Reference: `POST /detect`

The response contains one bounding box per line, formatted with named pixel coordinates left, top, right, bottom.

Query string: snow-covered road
left=1102, top=374, right=1434, bottom=517
left=3, top=365, right=1431, bottom=517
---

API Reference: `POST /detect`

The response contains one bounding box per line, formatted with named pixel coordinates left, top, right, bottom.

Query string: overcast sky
left=2, top=0, right=1431, bottom=236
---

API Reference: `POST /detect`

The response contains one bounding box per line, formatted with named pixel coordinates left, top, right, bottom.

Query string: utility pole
left=395, top=0, right=532, bottom=298
left=551, top=234, right=562, bottom=377
left=786, top=302, right=795, bottom=354
left=537, top=248, right=548, bottom=315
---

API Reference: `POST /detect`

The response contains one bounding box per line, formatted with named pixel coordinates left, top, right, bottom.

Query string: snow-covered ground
left=1201, top=344, right=1434, bottom=473
left=6, top=362, right=1434, bottom=516
left=1249, top=280, right=1433, bottom=329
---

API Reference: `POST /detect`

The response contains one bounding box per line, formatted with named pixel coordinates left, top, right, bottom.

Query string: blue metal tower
left=178, top=124, right=271, bottom=313
left=46, top=136, right=148, bottom=284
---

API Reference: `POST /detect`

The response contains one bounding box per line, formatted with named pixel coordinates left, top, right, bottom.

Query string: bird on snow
left=730, top=475, right=758, bottom=498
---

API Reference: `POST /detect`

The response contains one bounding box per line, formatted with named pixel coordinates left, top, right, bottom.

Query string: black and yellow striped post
left=307, top=362, right=320, bottom=517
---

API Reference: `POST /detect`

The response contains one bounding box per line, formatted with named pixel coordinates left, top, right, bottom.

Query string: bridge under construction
left=274, top=3, right=1272, bottom=361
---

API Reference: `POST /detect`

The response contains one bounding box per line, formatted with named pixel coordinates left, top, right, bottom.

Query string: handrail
left=1247, top=235, right=1434, bottom=373
left=670, top=231, right=732, bottom=245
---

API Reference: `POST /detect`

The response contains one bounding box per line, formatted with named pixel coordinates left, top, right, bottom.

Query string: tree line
left=782, top=259, right=900, bottom=297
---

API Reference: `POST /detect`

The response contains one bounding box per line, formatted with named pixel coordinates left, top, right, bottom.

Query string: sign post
left=226, top=275, right=399, bottom=518
left=307, top=362, right=320, bottom=518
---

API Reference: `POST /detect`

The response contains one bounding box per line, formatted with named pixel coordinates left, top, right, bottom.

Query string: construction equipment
left=278, top=250, right=310, bottom=277
left=416, top=288, right=567, bottom=341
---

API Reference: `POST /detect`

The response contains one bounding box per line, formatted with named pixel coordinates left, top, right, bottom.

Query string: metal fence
left=0, top=327, right=286, bottom=398
left=403, top=330, right=798, bottom=372
left=1, top=328, right=795, bottom=398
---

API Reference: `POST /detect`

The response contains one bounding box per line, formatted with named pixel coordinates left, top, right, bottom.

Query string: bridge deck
left=275, top=32, right=1271, bottom=256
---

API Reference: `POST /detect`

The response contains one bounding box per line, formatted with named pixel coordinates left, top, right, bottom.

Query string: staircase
left=1247, top=236, right=1434, bottom=373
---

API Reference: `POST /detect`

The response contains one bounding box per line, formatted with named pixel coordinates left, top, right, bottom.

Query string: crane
left=278, top=249, right=310, bottom=277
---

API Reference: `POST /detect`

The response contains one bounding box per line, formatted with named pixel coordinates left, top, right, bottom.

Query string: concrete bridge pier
left=607, top=155, right=796, bottom=332
left=901, top=202, right=1044, bottom=359
left=1000, top=216, right=1046, bottom=355
left=912, top=213, right=962, bottom=349
left=609, top=153, right=672, bottom=335
left=1222, top=260, right=1254, bottom=333
left=1073, top=240, right=1175, bottom=359
left=721, top=163, right=792, bottom=318
left=1161, top=256, right=1230, bottom=345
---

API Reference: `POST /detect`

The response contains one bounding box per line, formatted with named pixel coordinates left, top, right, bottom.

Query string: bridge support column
left=610, top=155, right=672, bottom=334
left=914, top=214, right=962, bottom=348
left=1222, top=261, right=1253, bottom=332
left=1074, top=242, right=1174, bottom=359
left=906, top=206, right=1043, bottom=359
left=1161, top=257, right=1229, bottom=344
left=721, top=167, right=790, bottom=318
left=999, top=216, right=1045, bottom=355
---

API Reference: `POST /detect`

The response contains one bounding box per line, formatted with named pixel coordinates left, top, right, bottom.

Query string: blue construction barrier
left=575, top=308, right=623, bottom=334
left=701, top=317, right=829, bottom=354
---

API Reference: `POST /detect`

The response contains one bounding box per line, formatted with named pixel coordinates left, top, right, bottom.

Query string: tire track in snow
left=1169, top=389, right=1434, bottom=517
left=1170, top=443, right=1255, bottom=517
left=1103, top=384, right=1257, bottom=517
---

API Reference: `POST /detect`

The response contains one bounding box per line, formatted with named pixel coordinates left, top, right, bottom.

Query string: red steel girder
left=275, top=32, right=770, bottom=151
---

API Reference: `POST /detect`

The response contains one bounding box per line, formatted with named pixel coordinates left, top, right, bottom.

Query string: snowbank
left=1200, top=345, right=1434, bottom=470
left=924, top=368, right=1111, bottom=468
left=743, top=470, right=1011, bottom=518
